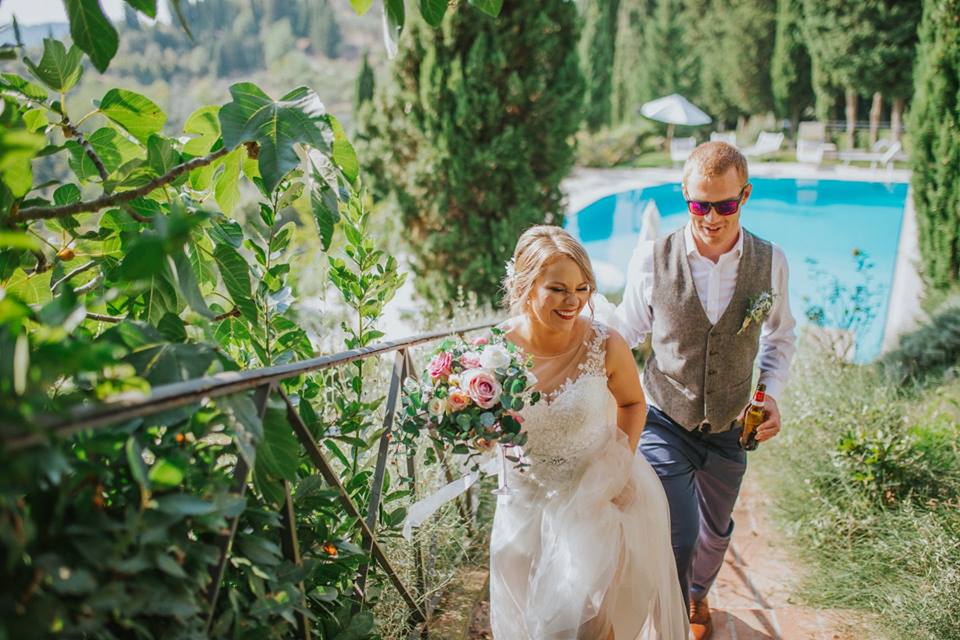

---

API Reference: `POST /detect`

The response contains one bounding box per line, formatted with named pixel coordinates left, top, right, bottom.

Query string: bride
left=492, top=225, right=687, bottom=639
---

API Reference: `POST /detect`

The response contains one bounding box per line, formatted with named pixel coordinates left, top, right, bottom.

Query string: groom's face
left=683, top=167, right=751, bottom=253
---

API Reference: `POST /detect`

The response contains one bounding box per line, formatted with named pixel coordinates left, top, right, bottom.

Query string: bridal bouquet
left=398, top=328, right=538, bottom=468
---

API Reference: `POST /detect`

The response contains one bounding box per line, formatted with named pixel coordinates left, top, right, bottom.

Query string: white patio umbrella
left=639, top=93, right=712, bottom=149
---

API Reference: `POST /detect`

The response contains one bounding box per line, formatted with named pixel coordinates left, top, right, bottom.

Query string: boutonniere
left=738, top=289, right=777, bottom=335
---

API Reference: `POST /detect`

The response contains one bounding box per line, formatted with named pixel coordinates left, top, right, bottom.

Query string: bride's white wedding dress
left=490, top=319, right=687, bottom=639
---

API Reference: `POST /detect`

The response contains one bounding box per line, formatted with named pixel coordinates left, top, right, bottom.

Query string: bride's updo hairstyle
left=503, top=225, right=597, bottom=316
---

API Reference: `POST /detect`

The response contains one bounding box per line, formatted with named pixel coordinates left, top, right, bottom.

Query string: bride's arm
left=605, top=329, right=647, bottom=452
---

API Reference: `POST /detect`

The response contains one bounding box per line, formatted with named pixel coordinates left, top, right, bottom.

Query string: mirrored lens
left=687, top=201, right=712, bottom=216
left=713, top=199, right=741, bottom=215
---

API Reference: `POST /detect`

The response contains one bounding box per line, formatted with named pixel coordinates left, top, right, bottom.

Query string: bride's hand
left=611, top=478, right=636, bottom=510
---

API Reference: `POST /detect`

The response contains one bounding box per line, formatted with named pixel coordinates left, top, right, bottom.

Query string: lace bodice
left=513, top=321, right=618, bottom=490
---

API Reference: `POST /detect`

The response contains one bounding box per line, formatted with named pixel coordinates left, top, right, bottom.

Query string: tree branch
left=30, top=250, right=48, bottom=274
left=11, top=147, right=232, bottom=223
left=213, top=308, right=241, bottom=321
left=86, top=312, right=122, bottom=323
left=74, top=273, right=103, bottom=294
left=61, top=117, right=109, bottom=183
left=123, top=205, right=151, bottom=223
left=85, top=307, right=237, bottom=325
left=51, top=260, right=97, bottom=291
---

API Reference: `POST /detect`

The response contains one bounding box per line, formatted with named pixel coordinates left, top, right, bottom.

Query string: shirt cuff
left=758, top=371, right=785, bottom=402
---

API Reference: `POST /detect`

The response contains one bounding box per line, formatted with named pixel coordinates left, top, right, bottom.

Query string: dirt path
left=462, top=465, right=866, bottom=640
left=702, top=466, right=858, bottom=640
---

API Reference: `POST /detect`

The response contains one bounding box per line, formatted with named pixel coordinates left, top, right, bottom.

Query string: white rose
left=428, top=396, right=447, bottom=417
left=525, top=369, right=538, bottom=387
left=479, top=345, right=511, bottom=370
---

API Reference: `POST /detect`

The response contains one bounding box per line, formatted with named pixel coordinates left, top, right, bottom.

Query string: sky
left=0, top=0, right=170, bottom=26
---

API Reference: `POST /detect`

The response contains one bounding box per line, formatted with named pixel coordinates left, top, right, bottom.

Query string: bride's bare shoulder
left=497, top=316, right=524, bottom=345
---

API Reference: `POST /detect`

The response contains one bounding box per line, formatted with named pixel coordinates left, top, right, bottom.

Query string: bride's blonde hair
left=502, top=225, right=597, bottom=316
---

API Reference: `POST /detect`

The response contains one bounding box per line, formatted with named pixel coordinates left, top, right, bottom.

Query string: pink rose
left=448, top=389, right=471, bottom=412
left=459, top=352, right=482, bottom=369
left=463, top=369, right=502, bottom=409
left=428, top=352, right=453, bottom=379
left=473, top=437, right=495, bottom=453
left=471, top=336, right=489, bottom=346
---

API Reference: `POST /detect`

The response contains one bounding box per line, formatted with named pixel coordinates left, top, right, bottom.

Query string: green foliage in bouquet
left=398, top=328, right=539, bottom=469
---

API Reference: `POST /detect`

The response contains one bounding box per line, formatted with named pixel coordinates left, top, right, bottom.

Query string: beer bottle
left=739, top=382, right=766, bottom=451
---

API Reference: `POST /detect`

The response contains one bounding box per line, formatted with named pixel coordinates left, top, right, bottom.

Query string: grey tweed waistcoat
left=642, top=228, right=773, bottom=432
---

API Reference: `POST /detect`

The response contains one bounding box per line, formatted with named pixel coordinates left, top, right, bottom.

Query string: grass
left=755, top=337, right=960, bottom=639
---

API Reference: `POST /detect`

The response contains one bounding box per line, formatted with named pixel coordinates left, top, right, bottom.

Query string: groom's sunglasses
left=684, top=184, right=749, bottom=216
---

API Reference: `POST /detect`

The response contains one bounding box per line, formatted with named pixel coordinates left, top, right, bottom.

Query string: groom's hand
left=755, top=395, right=781, bottom=442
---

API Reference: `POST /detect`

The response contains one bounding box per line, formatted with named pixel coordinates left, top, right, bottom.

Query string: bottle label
left=754, top=389, right=765, bottom=403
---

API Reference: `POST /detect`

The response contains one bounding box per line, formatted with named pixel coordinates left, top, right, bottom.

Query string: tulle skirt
left=489, top=430, right=688, bottom=639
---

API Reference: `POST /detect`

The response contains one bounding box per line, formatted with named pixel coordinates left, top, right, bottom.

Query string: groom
left=612, top=141, right=796, bottom=639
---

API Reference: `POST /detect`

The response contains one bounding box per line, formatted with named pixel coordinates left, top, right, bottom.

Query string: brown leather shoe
left=689, top=597, right=713, bottom=640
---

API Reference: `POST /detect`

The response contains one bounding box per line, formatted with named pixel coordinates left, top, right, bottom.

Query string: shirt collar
left=683, top=223, right=744, bottom=261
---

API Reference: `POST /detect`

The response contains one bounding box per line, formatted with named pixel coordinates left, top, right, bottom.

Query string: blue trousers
left=639, top=405, right=747, bottom=609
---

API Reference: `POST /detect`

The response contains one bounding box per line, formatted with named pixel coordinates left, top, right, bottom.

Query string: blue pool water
left=566, top=178, right=910, bottom=361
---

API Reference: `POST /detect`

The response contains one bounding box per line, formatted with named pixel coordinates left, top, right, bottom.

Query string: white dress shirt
left=612, top=224, right=797, bottom=401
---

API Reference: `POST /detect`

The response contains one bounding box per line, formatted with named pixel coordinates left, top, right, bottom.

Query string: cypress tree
left=642, top=0, right=698, bottom=101
left=802, top=0, right=895, bottom=148
left=695, top=0, right=742, bottom=127
left=771, top=0, right=813, bottom=132
left=611, top=0, right=653, bottom=124
left=357, top=4, right=585, bottom=308
left=308, top=0, right=341, bottom=58
left=873, top=1, right=922, bottom=143
left=720, top=0, right=776, bottom=117
left=123, top=5, right=141, bottom=31
left=354, top=51, right=375, bottom=115
left=579, top=0, right=620, bottom=131
left=910, top=0, right=960, bottom=291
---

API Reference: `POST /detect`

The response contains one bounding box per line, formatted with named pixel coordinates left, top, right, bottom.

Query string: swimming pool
left=566, top=178, right=910, bottom=361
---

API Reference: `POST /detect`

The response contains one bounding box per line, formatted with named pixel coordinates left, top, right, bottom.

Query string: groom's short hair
left=682, top=141, right=749, bottom=184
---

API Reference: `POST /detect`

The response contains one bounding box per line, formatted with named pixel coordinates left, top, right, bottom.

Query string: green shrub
left=832, top=424, right=954, bottom=507
left=882, top=299, right=960, bottom=385
left=575, top=122, right=659, bottom=168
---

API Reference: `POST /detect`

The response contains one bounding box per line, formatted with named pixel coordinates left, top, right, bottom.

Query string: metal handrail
left=5, top=322, right=495, bottom=451
left=2, top=320, right=497, bottom=638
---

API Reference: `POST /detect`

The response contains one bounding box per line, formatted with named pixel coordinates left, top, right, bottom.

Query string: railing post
left=402, top=350, right=429, bottom=637
left=280, top=477, right=311, bottom=639
left=278, top=388, right=427, bottom=625
left=355, top=349, right=407, bottom=608
left=405, top=440, right=428, bottom=637
left=205, top=383, right=273, bottom=633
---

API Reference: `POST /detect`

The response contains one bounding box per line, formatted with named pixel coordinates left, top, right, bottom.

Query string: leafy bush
left=882, top=297, right=960, bottom=385
left=832, top=423, right=954, bottom=507
left=575, top=122, right=659, bottom=168
left=0, top=34, right=455, bottom=639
